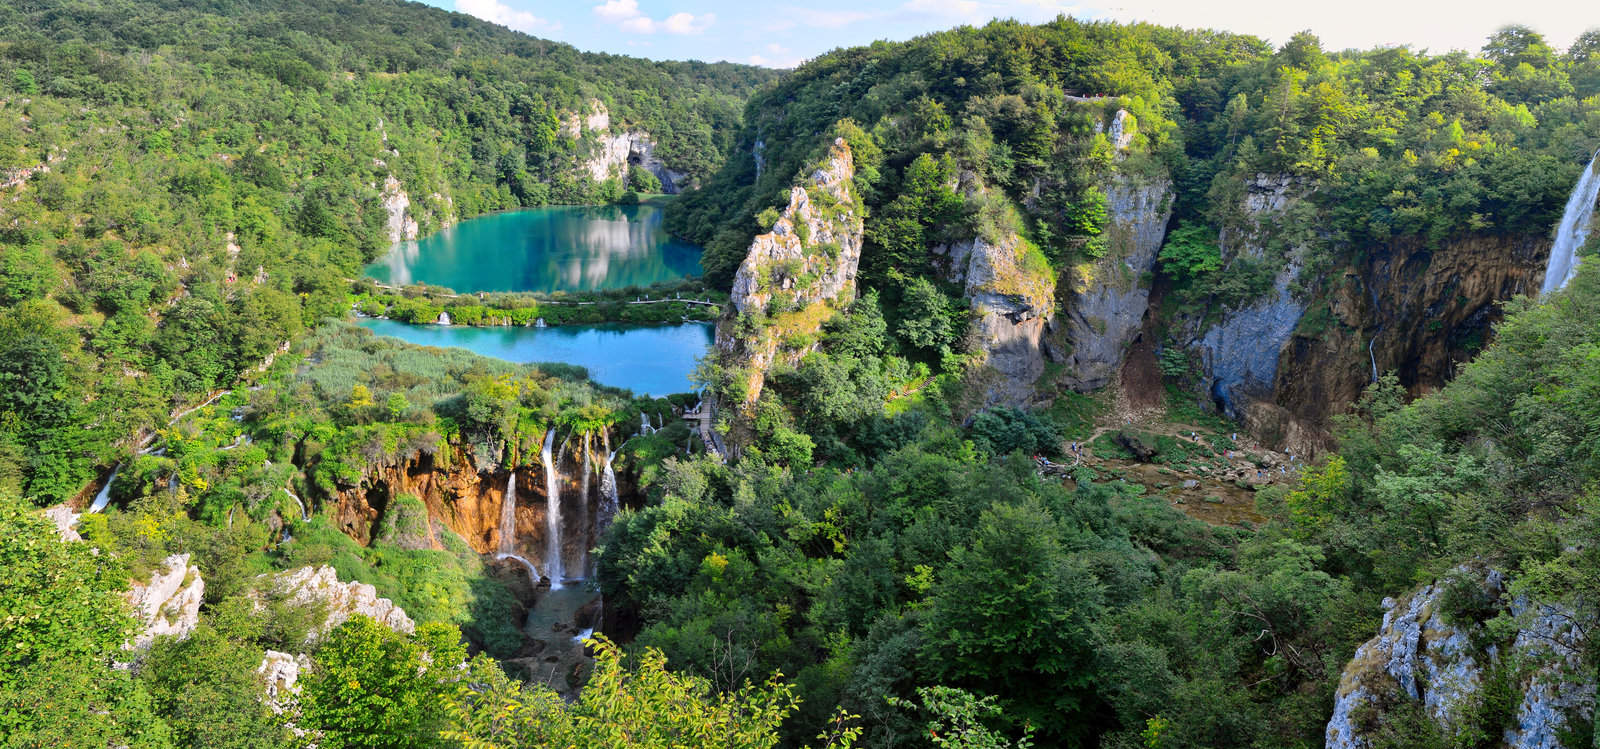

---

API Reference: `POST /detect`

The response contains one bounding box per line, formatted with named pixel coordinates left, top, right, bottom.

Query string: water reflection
left=366, top=204, right=702, bottom=294
left=354, top=318, right=711, bottom=397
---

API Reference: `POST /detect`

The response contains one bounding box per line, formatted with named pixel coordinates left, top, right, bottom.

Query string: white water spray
left=543, top=428, right=564, bottom=588
left=283, top=487, right=308, bottom=521
left=1368, top=336, right=1379, bottom=384
left=1542, top=149, right=1600, bottom=295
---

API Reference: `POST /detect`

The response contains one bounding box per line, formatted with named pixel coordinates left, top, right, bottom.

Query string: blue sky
left=419, top=0, right=1594, bottom=68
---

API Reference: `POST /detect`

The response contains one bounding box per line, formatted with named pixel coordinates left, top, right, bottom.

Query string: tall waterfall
left=543, top=428, right=564, bottom=588
left=1541, top=149, right=1600, bottom=295
left=498, top=471, right=517, bottom=555
left=599, top=451, right=619, bottom=536
left=88, top=464, right=122, bottom=513
left=576, top=432, right=592, bottom=580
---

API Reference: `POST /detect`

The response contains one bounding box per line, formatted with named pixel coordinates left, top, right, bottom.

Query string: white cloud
left=593, top=0, right=641, bottom=21
left=455, top=0, right=559, bottom=34
left=593, top=1, right=714, bottom=35
left=902, top=0, right=982, bottom=19
left=791, top=8, right=876, bottom=28
left=621, top=15, right=657, bottom=32
left=662, top=12, right=715, bottom=34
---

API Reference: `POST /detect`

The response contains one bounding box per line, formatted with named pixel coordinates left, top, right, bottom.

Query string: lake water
left=356, top=319, right=711, bottom=397
left=365, top=204, right=702, bottom=293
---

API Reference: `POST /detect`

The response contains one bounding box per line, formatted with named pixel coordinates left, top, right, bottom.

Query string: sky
left=420, top=0, right=1598, bottom=68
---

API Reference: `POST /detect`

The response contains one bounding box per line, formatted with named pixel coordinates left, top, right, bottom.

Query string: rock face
left=264, top=565, right=415, bottom=641
left=1271, top=233, right=1547, bottom=452
left=937, top=230, right=1057, bottom=407
left=381, top=174, right=420, bottom=243
left=1176, top=174, right=1315, bottom=451
left=257, top=650, right=312, bottom=713
left=1061, top=174, right=1172, bottom=390
left=125, top=554, right=205, bottom=652
left=717, top=137, right=863, bottom=407
left=42, top=505, right=81, bottom=542
left=1326, top=569, right=1595, bottom=749
left=565, top=100, right=688, bottom=193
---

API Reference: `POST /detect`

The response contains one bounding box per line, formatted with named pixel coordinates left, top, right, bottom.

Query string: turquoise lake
left=355, top=319, right=712, bottom=397
left=364, top=204, right=702, bottom=293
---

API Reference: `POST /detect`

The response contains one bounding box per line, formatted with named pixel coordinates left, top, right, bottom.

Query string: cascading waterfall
left=283, top=486, right=308, bottom=521
left=1541, top=148, right=1600, bottom=295
left=1368, top=335, right=1379, bottom=384
left=599, top=451, right=619, bottom=535
left=88, top=464, right=122, bottom=513
left=498, top=471, right=517, bottom=555
left=576, top=431, right=592, bottom=580
left=543, top=428, right=565, bottom=588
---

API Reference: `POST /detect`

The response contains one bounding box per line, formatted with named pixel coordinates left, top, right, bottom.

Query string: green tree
left=300, top=617, right=467, bottom=749
left=896, top=276, right=956, bottom=353
left=441, top=636, right=816, bottom=748
left=0, top=493, right=173, bottom=747
left=921, top=499, right=1104, bottom=741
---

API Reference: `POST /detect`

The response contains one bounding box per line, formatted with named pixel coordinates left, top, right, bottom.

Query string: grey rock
left=260, top=565, right=415, bottom=645
left=1061, top=173, right=1172, bottom=389
left=125, top=553, right=205, bottom=652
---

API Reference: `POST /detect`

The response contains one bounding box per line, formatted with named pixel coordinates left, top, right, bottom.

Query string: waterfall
left=1542, top=149, right=1600, bottom=295
left=1368, top=336, right=1379, bottom=384
left=599, top=450, right=619, bottom=534
left=639, top=411, right=653, bottom=435
left=543, top=428, right=564, bottom=589
left=283, top=487, right=308, bottom=521
left=498, top=471, right=517, bottom=555
left=495, top=552, right=541, bottom=586
left=576, top=432, right=592, bottom=580
left=88, top=464, right=122, bottom=513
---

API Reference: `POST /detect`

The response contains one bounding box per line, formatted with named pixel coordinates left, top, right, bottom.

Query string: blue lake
left=364, top=204, right=702, bottom=293
left=355, top=319, right=711, bottom=397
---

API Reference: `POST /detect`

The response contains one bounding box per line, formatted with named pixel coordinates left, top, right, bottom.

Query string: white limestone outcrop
left=125, top=553, right=205, bottom=652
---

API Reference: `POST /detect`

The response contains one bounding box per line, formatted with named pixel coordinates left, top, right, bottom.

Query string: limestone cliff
left=1059, top=108, right=1173, bottom=391
left=1327, top=569, right=1594, bottom=749
left=937, top=229, right=1058, bottom=408
left=1177, top=170, right=1547, bottom=453
left=261, top=565, right=416, bottom=642
left=1061, top=175, right=1172, bottom=390
left=716, top=137, right=862, bottom=408
left=564, top=100, right=689, bottom=193
left=1273, top=233, right=1546, bottom=449
left=1174, top=174, right=1316, bottom=451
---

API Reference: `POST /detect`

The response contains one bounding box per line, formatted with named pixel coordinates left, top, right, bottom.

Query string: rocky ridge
left=1326, top=568, right=1594, bottom=749
left=717, top=136, right=863, bottom=409
left=260, top=565, right=416, bottom=641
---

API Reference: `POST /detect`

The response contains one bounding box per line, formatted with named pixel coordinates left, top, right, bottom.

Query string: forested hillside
left=6, top=3, right=1600, bottom=749
left=0, top=0, right=774, bottom=504
left=675, top=19, right=1600, bottom=453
